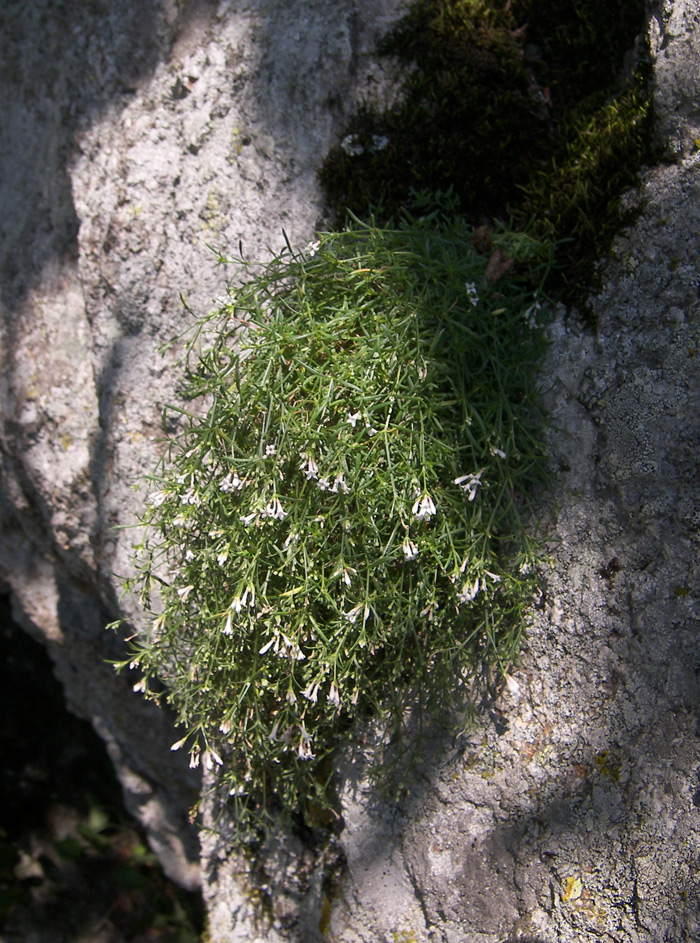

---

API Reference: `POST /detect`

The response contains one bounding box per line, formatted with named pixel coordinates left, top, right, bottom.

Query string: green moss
left=320, top=0, right=654, bottom=310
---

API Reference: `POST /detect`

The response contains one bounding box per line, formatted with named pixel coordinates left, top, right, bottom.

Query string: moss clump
left=320, top=0, right=653, bottom=308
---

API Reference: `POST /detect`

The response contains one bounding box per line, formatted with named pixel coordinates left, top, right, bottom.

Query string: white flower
left=455, top=471, right=483, bottom=501
left=286, top=688, right=297, bottom=705
left=302, top=680, right=321, bottom=703
left=343, top=604, right=370, bottom=625
left=466, top=282, right=479, bottom=307
left=189, top=748, right=200, bottom=769
left=265, top=443, right=276, bottom=456
left=347, top=411, right=362, bottom=428
left=263, top=497, right=287, bottom=520
left=241, top=511, right=257, bottom=526
left=483, top=569, right=502, bottom=583
left=305, top=239, right=321, bottom=257
left=317, top=477, right=330, bottom=491
left=269, top=718, right=281, bottom=741
left=490, top=446, right=507, bottom=459
left=457, top=578, right=480, bottom=604
left=402, top=536, right=419, bottom=561
left=219, top=471, right=244, bottom=492
left=340, top=134, right=363, bottom=156
left=334, top=566, right=356, bottom=587
left=298, top=739, right=315, bottom=760
left=180, top=489, right=200, bottom=506
left=328, top=682, right=340, bottom=707
left=412, top=492, right=437, bottom=521
left=370, top=134, right=389, bottom=152
left=185, top=549, right=195, bottom=562
left=524, top=301, right=541, bottom=329
left=331, top=472, right=350, bottom=493
left=259, top=636, right=275, bottom=655
left=177, top=585, right=194, bottom=600
left=223, top=611, right=233, bottom=635
left=148, top=490, right=168, bottom=508
left=203, top=749, right=223, bottom=770
left=132, top=677, right=147, bottom=694
left=217, top=551, right=228, bottom=566
left=170, top=737, right=187, bottom=752
left=302, top=457, right=319, bottom=480
left=519, top=561, right=531, bottom=575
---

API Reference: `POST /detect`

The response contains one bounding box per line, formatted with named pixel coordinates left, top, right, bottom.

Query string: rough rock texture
left=0, top=0, right=404, bottom=895
left=2, top=0, right=700, bottom=940
left=650, top=0, right=700, bottom=157
left=315, top=156, right=700, bottom=942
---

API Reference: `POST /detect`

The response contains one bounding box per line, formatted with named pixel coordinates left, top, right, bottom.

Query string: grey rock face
left=650, top=0, right=700, bottom=157
left=0, top=0, right=404, bottom=895
left=314, top=157, right=700, bottom=943
left=2, top=0, right=700, bottom=939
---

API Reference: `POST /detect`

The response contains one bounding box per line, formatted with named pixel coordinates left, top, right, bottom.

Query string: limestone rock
left=0, top=0, right=404, bottom=896
left=2, top=0, right=700, bottom=939
left=650, top=0, right=700, bottom=157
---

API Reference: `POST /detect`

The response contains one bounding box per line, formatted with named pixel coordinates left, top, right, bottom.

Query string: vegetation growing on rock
left=119, top=207, right=552, bottom=835
left=320, top=0, right=653, bottom=306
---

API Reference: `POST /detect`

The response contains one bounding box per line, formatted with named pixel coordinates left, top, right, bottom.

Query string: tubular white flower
left=457, top=578, right=480, bottom=604
left=402, top=536, right=419, bottom=561
left=302, top=680, right=320, bottom=703
left=298, top=739, right=315, bottom=760
left=347, top=411, right=362, bottom=427
left=219, top=471, right=244, bottom=492
left=412, top=492, right=436, bottom=521
left=302, top=457, right=319, bottom=480
left=263, top=497, right=287, bottom=520
left=331, top=472, right=350, bottom=494
left=454, top=471, right=483, bottom=501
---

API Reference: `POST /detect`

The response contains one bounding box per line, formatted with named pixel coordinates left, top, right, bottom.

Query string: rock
left=650, top=0, right=700, bottom=158
left=2, top=0, right=700, bottom=939
left=0, top=0, right=404, bottom=898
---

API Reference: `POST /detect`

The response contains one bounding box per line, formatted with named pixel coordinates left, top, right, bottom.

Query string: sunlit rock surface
left=1, top=0, right=699, bottom=939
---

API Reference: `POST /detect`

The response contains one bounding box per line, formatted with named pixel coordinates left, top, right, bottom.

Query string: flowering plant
left=118, top=207, right=551, bottom=834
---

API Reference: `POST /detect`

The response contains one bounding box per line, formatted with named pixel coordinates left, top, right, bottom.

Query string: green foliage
left=521, top=78, right=651, bottom=293
left=118, top=207, right=552, bottom=836
left=320, top=0, right=547, bottom=221
left=320, top=0, right=652, bottom=307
